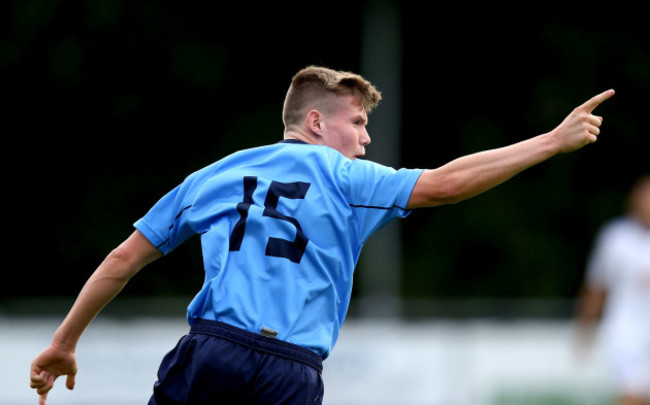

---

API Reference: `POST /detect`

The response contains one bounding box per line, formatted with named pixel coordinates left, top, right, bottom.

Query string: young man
left=576, top=174, right=650, bottom=405
left=30, top=66, right=614, bottom=405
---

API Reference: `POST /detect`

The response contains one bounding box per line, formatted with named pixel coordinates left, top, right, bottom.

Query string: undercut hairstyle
left=282, top=66, right=382, bottom=129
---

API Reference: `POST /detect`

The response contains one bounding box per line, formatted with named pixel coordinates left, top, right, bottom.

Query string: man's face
left=320, top=96, right=371, bottom=160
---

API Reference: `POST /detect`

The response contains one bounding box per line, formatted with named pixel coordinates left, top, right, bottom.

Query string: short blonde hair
left=282, top=66, right=382, bottom=129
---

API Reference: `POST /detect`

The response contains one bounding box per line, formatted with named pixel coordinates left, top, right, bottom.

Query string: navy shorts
left=148, top=319, right=324, bottom=405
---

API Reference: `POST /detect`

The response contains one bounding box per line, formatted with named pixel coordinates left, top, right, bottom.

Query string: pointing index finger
left=581, top=89, right=615, bottom=113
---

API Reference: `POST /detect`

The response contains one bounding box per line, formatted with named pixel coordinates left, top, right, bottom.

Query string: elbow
left=434, top=177, right=466, bottom=205
left=101, top=246, right=139, bottom=283
left=431, top=170, right=467, bottom=205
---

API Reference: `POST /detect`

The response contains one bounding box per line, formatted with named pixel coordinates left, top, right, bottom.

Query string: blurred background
left=1, top=0, right=648, bottom=404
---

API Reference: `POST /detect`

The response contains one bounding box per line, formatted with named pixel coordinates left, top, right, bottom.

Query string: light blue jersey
left=134, top=140, right=423, bottom=358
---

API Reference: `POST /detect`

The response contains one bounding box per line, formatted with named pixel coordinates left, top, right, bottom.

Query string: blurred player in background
left=576, top=174, right=650, bottom=405
left=30, top=65, right=614, bottom=405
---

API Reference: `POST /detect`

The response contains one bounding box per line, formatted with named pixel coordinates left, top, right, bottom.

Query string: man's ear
left=307, top=110, right=324, bottom=136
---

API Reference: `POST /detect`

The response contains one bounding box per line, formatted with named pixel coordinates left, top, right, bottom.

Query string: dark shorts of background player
left=148, top=318, right=324, bottom=405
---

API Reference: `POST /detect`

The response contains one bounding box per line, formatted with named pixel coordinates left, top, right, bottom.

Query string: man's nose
left=361, top=130, right=371, bottom=146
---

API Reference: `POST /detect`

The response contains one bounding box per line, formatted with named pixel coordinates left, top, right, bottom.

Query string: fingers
left=585, top=133, right=598, bottom=144
left=31, top=369, right=54, bottom=403
left=30, top=369, right=50, bottom=390
left=580, top=89, right=615, bottom=113
left=66, top=374, right=76, bottom=390
left=588, top=115, right=602, bottom=136
left=589, top=115, right=603, bottom=126
left=37, top=376, right=54, bottom=396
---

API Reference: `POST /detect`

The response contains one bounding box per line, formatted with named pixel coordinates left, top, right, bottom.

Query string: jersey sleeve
left=343, top=159, right=423, bottom=245
left=133, top=174, right=203, bottom=255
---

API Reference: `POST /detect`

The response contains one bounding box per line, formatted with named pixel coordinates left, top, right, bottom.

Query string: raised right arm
left=407, top=89, right=615, bottom=209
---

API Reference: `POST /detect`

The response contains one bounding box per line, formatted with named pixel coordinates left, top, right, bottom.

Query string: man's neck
left=283, top=130, right=318, bottom=145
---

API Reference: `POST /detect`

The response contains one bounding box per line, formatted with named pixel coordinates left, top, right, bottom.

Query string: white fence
left=1, top=315, right=613, bottom=405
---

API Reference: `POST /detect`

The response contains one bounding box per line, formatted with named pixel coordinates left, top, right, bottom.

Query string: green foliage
left=3, top=1, right=648, bottom=304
